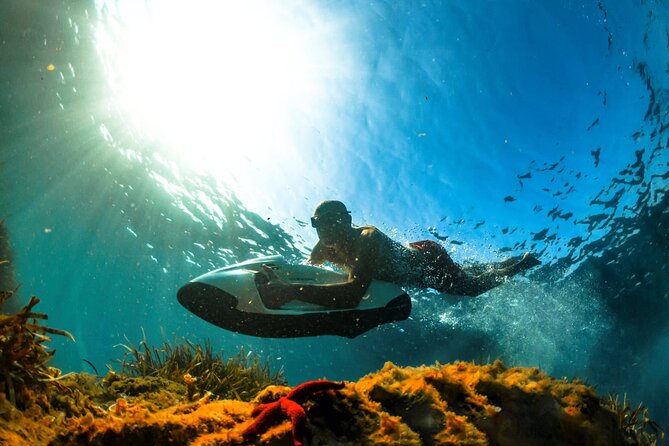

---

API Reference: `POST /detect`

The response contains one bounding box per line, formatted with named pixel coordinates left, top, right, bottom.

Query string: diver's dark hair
left=313, top=200, right=350, bottom=216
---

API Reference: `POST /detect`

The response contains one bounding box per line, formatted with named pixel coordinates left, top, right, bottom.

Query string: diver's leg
left=479, top=254, right=527, bottom=271
left=492, top=256, right=522, bottom=269
left=458, top=253, right=530, bottom=277
left=440, top=253, right=540, bottom=297
left=440, top=270, right=503, bottom=297
left=511, top=252, right=541, bottom=272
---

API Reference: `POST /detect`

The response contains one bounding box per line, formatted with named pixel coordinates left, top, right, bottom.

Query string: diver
left=258, top=200, right=541, bottom=309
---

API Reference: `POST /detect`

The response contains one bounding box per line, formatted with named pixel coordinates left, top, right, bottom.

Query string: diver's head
left=311, top=200, right=352, bottom=245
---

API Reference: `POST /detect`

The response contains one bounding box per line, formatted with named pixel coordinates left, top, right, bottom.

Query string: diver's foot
left=496, top=255, right=522, bottom=270
left=518, top=252, right=541, bottom=271
left=497, top=252, right=540, bottom=277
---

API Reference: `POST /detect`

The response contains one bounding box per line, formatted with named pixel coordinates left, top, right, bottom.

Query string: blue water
left=2, top=0, right=668, bottom=430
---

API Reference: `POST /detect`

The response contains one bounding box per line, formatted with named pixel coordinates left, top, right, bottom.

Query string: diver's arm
left=260, top=240, right=375, bottom=309
left=261, top=276, right=371, bottom=309
left=306, top=240, right=334, bottom=265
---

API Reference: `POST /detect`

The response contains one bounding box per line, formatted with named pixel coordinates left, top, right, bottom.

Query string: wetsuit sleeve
left=261, top=238, right=375, bottom=309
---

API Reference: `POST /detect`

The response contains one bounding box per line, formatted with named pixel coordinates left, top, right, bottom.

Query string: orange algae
left=369, top=412, right=422, bottom=445
left=54, top=399, right=251, bottom=445
left=352, top=360, right=628, bottom=446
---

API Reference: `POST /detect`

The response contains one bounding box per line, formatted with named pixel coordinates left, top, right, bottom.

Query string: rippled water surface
left=2, top=0, right=668, bottom=430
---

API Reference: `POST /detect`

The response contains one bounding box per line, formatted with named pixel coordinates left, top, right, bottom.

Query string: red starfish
left=241, top=379, right=345, bottom=446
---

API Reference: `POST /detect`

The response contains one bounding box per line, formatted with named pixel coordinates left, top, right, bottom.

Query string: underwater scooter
left=177, top=255, right=411, bottom=338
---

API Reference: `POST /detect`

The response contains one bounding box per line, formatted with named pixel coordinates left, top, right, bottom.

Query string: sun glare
left=96, top=1, right=353, bottom=184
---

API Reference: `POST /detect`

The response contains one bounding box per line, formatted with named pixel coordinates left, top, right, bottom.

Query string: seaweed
left=0, top=287, right=14, bottom=311
left=603, top=394, right=664, bottom=446
left=0, top=296, right=75, bottom=409
left=114, top=332, right=286, bottom=401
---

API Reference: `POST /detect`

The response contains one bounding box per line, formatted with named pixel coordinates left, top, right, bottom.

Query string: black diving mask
left=311, top=213, right=347, bottom=228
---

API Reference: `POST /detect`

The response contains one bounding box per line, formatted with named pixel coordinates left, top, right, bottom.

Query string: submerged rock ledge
left=1, top=358, right=639, bottom=446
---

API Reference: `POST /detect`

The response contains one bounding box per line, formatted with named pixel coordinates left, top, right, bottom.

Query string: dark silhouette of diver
left=259, top=200, right=540, bottom=309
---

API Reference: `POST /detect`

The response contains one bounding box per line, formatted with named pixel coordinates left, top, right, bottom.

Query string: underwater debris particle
left=591, top=188, right=625, bottom=209
left=591, top=147, right=601, bottom=167
left=427, top=228, right=448, bottom=241
left=531, top=228, right=550, bottom=241
left=587, top=118, right=600, bottom=131
left=547, top=206, right=574, bottom=221
left=597, top=1, right=608, bottom=19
